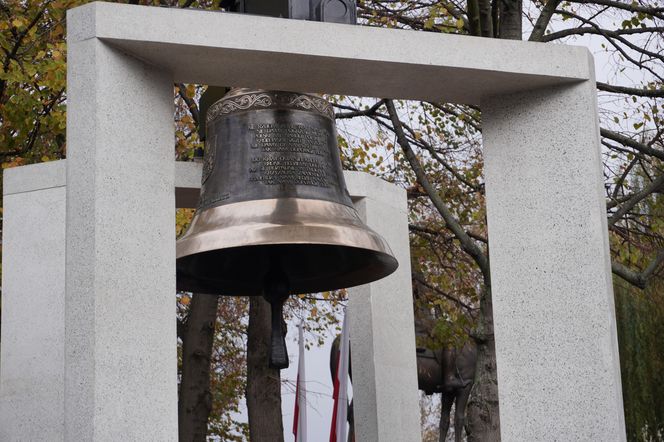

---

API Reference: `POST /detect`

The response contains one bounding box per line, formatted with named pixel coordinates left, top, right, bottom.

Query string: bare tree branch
left=565, top=0, right=664, bottom=18
left=334, top=99, right=386, bottom=119
left=554, top=9, right=664, bottom=80
left=528, top=0, right=562, bottom=41
left=608, top=173, right=664, bottom=227
left=410, top=223, right=488, bottom=244
left=176, top=83, right=200, bottom=127
left=385, top=99, right=490, bottom=276
left=597, top=82, right=664, bottom=98
left=413, top=272, right=477, bottom=313
left=541, top=26, right=664, bottom=42
left=601, top=128, right=664, bottom=162
left=612, top=250, right=664, bottom=289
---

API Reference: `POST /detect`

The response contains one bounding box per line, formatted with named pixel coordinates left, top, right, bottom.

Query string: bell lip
left=176, top=244, right=399, bottom=295
left=176, top=198, right=396, bottom=261
left=175, top=198, right=399, bottom=294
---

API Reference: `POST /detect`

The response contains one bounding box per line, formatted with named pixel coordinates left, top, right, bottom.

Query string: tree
left=246, top=296, right=285, bottom=442
left=178, top=293, right=220, bottom=441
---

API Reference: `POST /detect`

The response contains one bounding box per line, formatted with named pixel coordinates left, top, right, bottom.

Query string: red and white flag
left=293, top=322, right=308, bottom=442
left=330, top=308, right=350, bottom=442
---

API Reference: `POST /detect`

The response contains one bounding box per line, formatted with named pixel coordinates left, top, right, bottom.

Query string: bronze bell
left=176, top=88, right=398, bottom=368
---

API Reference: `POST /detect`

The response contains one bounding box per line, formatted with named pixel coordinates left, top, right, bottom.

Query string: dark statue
left=329, top=276, right=477, bottom=442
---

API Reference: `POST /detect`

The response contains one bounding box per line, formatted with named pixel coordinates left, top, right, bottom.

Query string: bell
left=177, top=88, right=398, bottom=368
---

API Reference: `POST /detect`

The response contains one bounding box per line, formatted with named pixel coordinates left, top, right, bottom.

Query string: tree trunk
left=466, top=285, right=501, bottom=441
left=179, top=293, right=220, bottom=442
left=497, top=0, right=522, bottom=39
left=246, top=296, right=285, bottom=442
left=465, top=6, right=523, bottom=437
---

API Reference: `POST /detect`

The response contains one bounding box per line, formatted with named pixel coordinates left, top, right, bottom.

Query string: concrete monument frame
left=0, top=2, right=625, bottom=441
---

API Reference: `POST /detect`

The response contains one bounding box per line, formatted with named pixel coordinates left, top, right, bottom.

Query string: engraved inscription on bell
left=249, top=123, right=327, bottom=155
left=202, top=132, right=217, bottom=185
left=198, top=89, right=353, bottom=211
left=248, top=123, right=331, bottom=188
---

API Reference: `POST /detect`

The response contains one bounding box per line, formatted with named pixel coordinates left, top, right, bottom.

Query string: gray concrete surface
left=346, top=172, right=421, bottom=442
left=0, top=164, right=66, bottom=441
left=65, top=30, right=178, bottom=440
left=482, top=80, right=626, bottom=441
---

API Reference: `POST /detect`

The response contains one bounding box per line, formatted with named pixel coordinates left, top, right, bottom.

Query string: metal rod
left=263, top=266, right=290, bottom=370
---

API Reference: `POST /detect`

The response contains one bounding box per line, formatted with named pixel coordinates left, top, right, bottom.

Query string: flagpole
left=293, top=321, right=307, bottom=441
left=330, top=308, right=350, bottom=442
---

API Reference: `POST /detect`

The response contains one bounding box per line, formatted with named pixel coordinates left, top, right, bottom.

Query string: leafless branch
left=528, top=0, right=562, bottom=41
left=597, top=82, right=664, bottom=98
left=541, top=26, right=664, bottom=42
left=412, top=272, right=477, bottom=313
left=334, top=99, right=386, bottom=119
left=565, top=0, right=664, bottom=17
left=601, top=128, right=664, bottom=162
left=608, top=173, right=664, bottom=227
left=385, top=99, right=489, bottom=276
left=612, top=250, right=664, bottom=289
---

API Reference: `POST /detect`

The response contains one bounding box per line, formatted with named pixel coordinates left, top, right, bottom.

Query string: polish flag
left=330, top=309, right=350, bottom=442
left=293, top=322, right=307, bottom=442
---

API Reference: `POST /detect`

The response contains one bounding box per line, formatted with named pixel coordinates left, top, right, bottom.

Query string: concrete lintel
left=67, top=2, right=591, bottom=104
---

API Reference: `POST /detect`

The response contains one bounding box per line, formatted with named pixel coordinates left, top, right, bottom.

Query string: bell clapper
left=263, top=268, right=290, bottom=370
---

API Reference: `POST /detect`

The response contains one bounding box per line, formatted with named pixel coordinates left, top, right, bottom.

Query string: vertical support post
left=65, top=8, right=177, bottom=440
left=346, top=173, right=421, bottom=442
left=482, top=78, right=626, bottom=439
left=0, top=162, right=67, bottom=441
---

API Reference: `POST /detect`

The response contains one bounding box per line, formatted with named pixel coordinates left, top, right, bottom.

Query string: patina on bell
left=176, top=88, right=398, bottom=368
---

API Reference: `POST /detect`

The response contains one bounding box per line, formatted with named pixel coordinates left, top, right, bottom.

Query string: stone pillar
left=346, top=172, right=421, bottom=442
left=65, top=9, right=178, bottom=439
left=482, top=77, right=626, bottom=440
left=0, top=162, right=67, bottom=441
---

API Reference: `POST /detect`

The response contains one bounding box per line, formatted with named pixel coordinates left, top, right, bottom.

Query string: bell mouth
left=176, top=198, right=398, bottom=295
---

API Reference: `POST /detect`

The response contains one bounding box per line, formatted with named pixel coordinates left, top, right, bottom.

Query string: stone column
left=0, top=162, right=67, bottom=441
left=346, top=172, right=421, bottom=442
left=65, top=8, right=178, bottom=440
left=482, top=75, right=626, bottom=440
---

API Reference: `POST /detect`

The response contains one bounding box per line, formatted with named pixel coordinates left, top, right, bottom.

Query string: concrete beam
left=67, top=2, right=591, bottom=105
